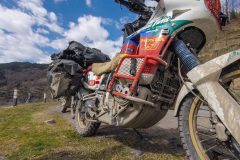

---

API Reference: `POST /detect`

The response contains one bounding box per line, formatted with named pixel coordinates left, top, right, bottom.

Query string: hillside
left=200, top=18, right=240, bottom=61
left=200, top=18, right=240, bottom=90
left=0, top=62, right=49, bottom=105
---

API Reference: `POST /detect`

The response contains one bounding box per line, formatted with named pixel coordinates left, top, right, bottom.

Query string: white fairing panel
left=149, top=0, right=220, bottom=47
left=87, top=72, right=104, bottom=90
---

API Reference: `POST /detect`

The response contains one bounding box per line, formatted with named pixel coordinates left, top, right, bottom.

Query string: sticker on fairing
left=227, top=51, right=240, bottom=62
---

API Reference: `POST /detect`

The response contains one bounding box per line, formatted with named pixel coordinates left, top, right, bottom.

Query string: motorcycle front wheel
left=178, top=64, right=240, bottom=160
left=74, top=100, right=100, bottom=137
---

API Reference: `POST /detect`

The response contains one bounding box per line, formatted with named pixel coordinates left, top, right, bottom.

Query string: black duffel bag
left=51, top=41, right=110, bottom=68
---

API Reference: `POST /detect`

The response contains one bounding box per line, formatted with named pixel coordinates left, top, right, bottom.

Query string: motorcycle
left=62, top=0, right=240, bottom=159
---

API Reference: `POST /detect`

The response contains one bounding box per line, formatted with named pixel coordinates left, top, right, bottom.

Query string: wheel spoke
left=205, top=145, right=218, bottom=153
left=199, top=108, right=210, bottom=111
left=195, top=115, right=211, bottom=118
left=197, top=132, right=216, bottom=138
left=197, top=124, right=212, bottom=130
left=200, top=137, right=216, bottom=143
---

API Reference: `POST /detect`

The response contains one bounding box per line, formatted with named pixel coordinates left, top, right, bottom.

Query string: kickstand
left=133, top=128, right=144, bottom=139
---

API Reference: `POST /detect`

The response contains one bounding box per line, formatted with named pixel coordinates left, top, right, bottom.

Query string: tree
left=226, top=0, right=229, bottom=16
left=230, top=9, right=237, bottom=19
left=222, top=0, right=239, bottom=19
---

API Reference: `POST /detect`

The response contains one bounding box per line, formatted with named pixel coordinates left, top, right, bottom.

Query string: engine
left=150, top=63, right=181, bottom=109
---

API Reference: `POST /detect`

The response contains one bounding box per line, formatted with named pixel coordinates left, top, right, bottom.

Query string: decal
left=143, top=16, right=192, bottom=35
left=227, top=51, right=240, bottom=62
left=140, top=37, right=166, bottom=50
left=145, top=16, right=172, bottom=29
left=124, top=17, right=193, bottom=55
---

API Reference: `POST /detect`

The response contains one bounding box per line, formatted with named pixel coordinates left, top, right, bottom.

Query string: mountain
left=0, top=62, right=49, bottom=105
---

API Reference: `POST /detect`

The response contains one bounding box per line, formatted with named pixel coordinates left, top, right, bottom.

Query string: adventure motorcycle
left=49, top=0, right=240, bottom=159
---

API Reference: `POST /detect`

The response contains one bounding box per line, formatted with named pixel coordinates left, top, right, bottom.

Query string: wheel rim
left=189, top=69, right=240, bottom=160
left=77, top=111, right=87, bottom=128
left=189, top=98, right=209, bottom=160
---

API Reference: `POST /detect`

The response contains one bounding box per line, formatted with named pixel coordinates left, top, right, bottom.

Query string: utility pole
left=25, top=93, right=31, bottom=103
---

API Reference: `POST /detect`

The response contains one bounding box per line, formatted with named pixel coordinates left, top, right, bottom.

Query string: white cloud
left=145, top=0, right=158, bottom=7
left=65, top=15, right=109, bottom=42
left=85, top=0, right=92, bottom=7
left=116, top=16, right=135, bottom=29
left=36, top=28, right=50, bottom=35
left=0, top=0, right=64, bottom=63
left=49, top=12, right=57, bottom=22
left=50, top=38, right=68, bottom=50
left=0, top=5, right=33, bottom=34
left=89, top=37, right=123, bottom=57
left=0, top=28, right=50, bottom=63
left=51, top=15, right=122, bottom=58
left=53, top=0, right=66, bottom=3
left=17, top=0, right=64, bottom=34
left=18, top=0, right=47, bottom=18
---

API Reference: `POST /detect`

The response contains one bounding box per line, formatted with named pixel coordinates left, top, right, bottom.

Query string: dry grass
left=199, top=18, right=240, bottom=90
left=199, top=18, right=240, bottom=62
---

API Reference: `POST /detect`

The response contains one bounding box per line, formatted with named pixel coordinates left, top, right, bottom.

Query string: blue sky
left=0, top=0, right=144, bottom=63
left=43, top=0, right=134, bottom=39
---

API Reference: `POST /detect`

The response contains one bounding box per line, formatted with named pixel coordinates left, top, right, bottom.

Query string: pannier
left=47, top=59, right=82, bottom=99
left=48, top=41, right=110, bottom=98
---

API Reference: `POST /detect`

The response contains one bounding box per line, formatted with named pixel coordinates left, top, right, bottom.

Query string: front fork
left=173, top=39, right=240, bottom=144
left=172, top=39, right=201, bottom=72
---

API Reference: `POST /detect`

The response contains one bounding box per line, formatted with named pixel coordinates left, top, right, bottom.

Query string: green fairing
left=170, top=20, right=193, bottom=34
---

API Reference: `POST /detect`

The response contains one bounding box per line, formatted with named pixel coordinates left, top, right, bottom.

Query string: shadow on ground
left=97, top=125, right=184, bottom=156
left=37, top=126, right=184, bottom=160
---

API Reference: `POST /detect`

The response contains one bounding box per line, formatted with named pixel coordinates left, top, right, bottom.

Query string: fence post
left=13, top=88, right=18, bottom=106
left=43, top=93, right=47, bottom=103
left=25, top=93, right=31, bottom=104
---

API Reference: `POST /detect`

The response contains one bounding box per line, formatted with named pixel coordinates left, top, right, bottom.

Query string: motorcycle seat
left=92, top=53, right=121, bottom=76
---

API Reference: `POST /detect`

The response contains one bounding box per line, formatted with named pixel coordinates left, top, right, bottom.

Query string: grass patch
left=0, top=103, right=184, bottom=160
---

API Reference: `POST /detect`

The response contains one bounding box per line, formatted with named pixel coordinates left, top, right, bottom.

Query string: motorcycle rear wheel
left=178, top=64, right=240, bottom=160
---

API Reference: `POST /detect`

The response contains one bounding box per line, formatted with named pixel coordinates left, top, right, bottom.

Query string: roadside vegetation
left=0, top=103, right=183, bottom=160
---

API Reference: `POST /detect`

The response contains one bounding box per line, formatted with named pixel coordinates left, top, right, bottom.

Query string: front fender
left=186, top=50, right=240, bottom=144
left=173, top=82, right=194, bottom=117
left=173, top=49, right=240, bottom=117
